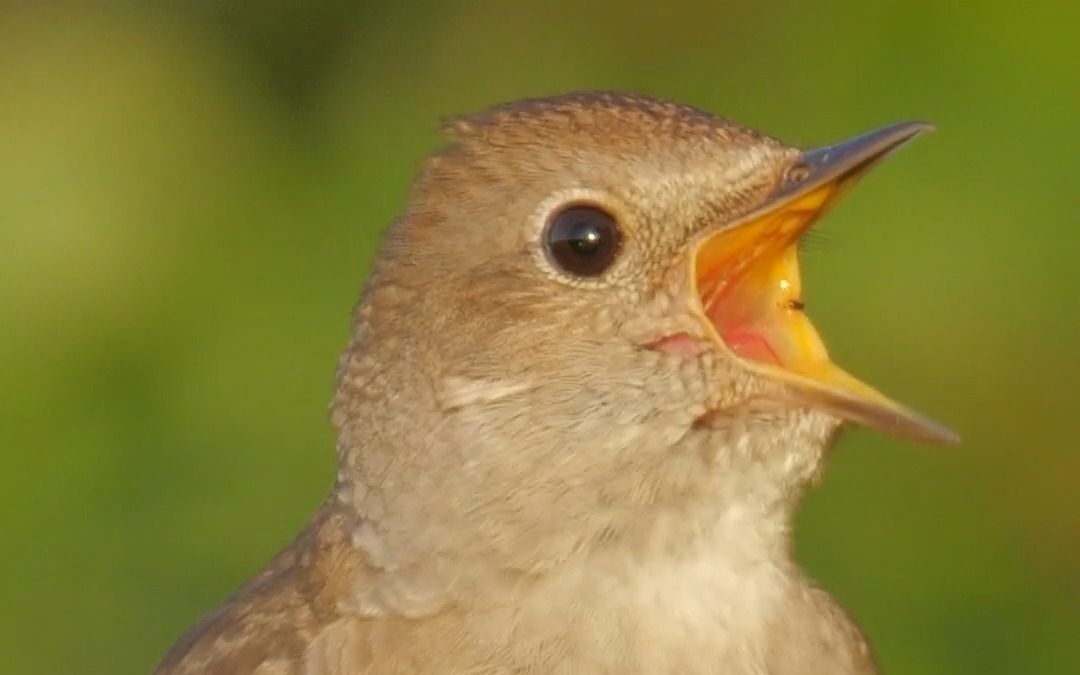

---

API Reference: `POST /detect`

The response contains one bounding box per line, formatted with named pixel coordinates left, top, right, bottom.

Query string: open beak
left=692, top=122, right=959, bottom=444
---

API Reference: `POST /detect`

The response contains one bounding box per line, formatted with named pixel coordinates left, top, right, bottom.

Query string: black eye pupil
left=545, top=205, right=622, bottom=277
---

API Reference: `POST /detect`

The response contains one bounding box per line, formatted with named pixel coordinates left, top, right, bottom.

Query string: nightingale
left=153, top=92, right=957, bottom=675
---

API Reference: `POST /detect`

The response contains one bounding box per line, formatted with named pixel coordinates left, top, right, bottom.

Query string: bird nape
left=154, top=92, right=957, bottom=675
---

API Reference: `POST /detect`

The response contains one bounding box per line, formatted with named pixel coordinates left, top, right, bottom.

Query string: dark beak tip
left=897, top=120, right=936, bottom=142
left=905, top=119, right=936, bottom=133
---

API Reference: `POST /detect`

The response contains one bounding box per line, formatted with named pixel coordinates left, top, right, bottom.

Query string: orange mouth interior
left=696, top=185, right=836, bottom=378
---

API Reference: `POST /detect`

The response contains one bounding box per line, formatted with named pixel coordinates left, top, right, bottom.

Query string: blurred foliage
left=0, top=1, right=1077, bottom=673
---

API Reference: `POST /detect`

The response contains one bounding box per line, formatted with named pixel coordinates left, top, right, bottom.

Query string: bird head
left=330, top=93, right=956, bottom=598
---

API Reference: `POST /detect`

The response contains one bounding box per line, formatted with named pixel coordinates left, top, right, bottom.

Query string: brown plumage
left=154, top=92, right=955, bottom=675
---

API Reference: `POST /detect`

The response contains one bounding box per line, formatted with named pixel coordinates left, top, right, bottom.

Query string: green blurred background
left=1, top=1, right=1077, bottom=673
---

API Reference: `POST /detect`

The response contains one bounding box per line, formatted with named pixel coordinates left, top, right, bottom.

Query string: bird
left=153, top=91, right=958, bottom=675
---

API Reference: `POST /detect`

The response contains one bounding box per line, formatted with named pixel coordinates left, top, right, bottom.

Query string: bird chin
left=689, top=183, right=959, bottom=445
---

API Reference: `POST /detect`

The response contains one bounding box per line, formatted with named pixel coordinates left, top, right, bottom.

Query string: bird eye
left=544, top=205, right=623, bottom=277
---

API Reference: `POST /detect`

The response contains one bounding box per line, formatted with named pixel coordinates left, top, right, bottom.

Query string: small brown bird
left=154, top=92, right=957, bottom=675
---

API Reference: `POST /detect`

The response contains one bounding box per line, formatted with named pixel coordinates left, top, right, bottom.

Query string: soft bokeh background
left=1, top=1, right=1076, bottom=673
